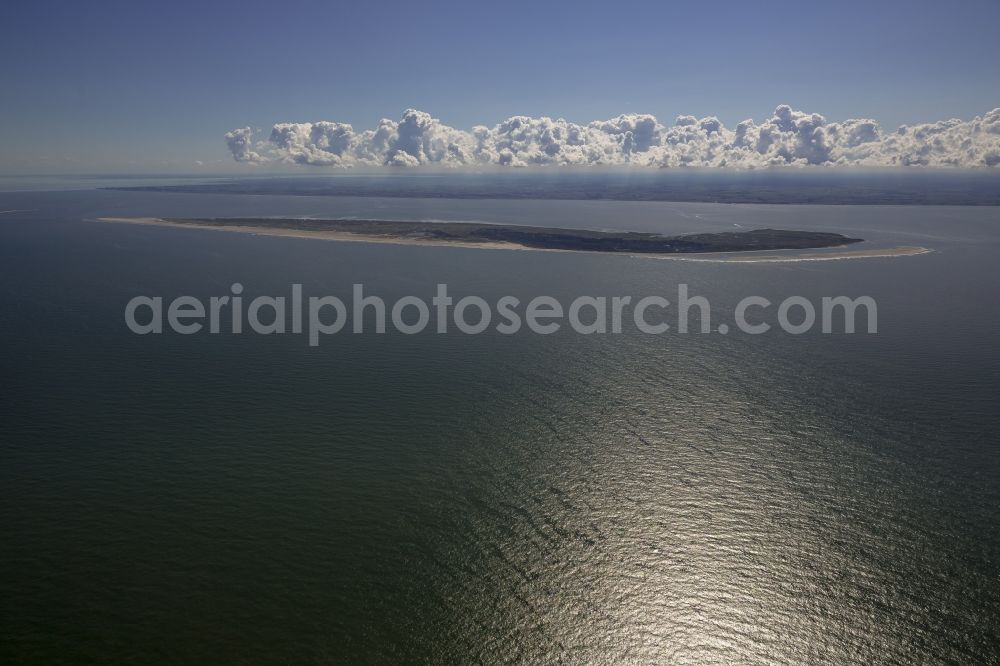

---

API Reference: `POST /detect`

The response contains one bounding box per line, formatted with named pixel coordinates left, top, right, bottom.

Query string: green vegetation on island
left=159, top=217, right=863, bottom=253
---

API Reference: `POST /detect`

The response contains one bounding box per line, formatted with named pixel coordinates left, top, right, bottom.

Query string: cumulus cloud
left=223, top=127, right=262, bottom=163
left=225, top=106, right=1000, bottom=168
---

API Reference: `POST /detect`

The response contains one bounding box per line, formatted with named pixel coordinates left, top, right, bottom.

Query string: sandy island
left=646, top=246, right=932, bottom=262
left=95, top=217, right=930, bottom=262
left=96, top=217, right=530, bottom=251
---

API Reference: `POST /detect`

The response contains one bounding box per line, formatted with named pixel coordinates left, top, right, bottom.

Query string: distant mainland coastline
left=106, top=171, right=1000, bottom=205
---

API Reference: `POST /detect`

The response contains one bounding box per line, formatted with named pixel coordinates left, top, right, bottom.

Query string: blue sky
left=2, top=0, right=999, bottom=173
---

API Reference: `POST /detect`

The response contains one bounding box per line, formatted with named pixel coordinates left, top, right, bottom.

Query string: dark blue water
left=1, top=189, right=998, bottom=663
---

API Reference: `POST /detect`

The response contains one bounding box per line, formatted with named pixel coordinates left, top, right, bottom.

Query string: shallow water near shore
left=1, top=188, right=999, bottom=663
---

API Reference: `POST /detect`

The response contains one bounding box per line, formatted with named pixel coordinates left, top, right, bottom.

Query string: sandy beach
left=95, top=217, right=532, bottom=251
left=646, top=246, right=933, bottom=263
left=95, top=217, right=931, bottom=262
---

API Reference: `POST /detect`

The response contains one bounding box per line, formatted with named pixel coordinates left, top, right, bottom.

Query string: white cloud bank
left=226, top=106, right=1000, bottom=168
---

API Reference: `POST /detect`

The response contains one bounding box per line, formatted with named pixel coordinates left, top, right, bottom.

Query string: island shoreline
left=93, top=217, right=929, bottom=262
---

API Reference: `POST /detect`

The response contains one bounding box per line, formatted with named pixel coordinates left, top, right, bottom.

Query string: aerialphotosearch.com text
left=124, top=283, right=878, bottom=345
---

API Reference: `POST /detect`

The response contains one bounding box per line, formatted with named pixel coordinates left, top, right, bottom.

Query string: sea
left=1, top=177, right=998, bottom=663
